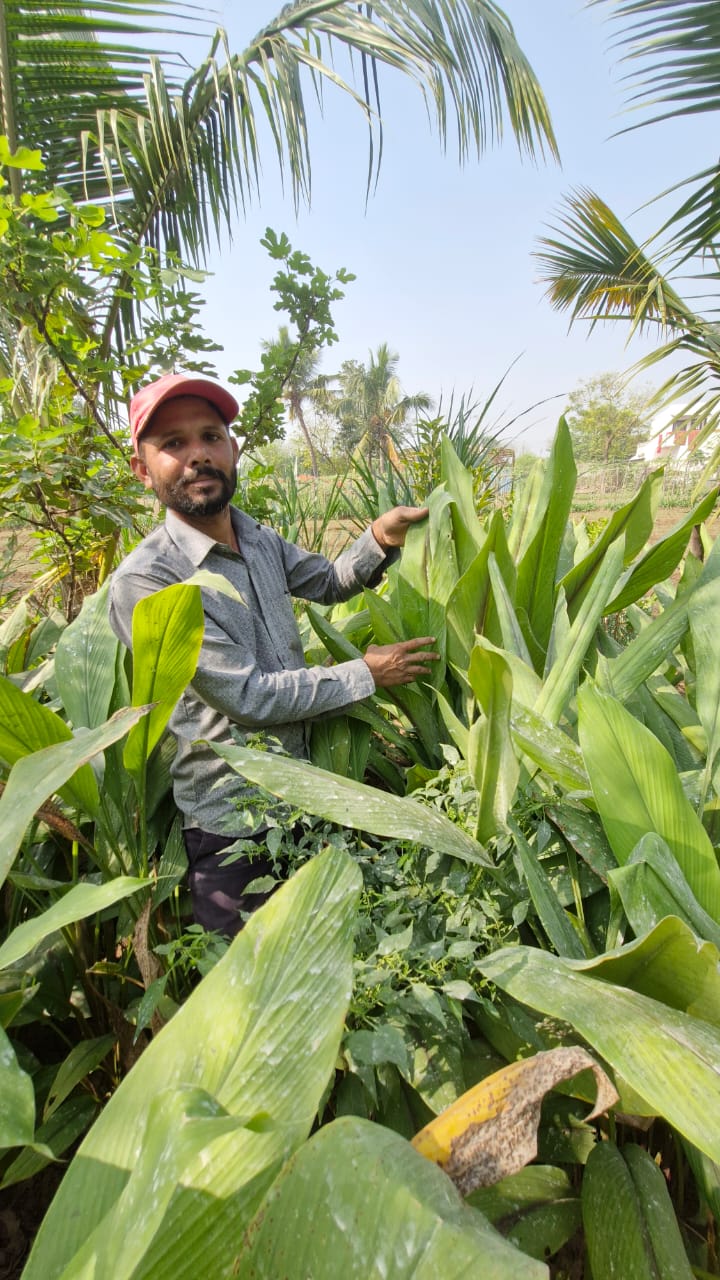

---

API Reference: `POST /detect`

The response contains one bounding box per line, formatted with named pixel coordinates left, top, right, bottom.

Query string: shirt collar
left=164, top=506, right=261, bottom=567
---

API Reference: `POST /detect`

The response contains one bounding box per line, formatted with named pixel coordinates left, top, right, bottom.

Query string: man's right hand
left=363, top=637, right=439, bottom=687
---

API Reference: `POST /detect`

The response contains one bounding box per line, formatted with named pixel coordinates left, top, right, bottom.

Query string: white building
left=632, top=402, right=717, bottom=464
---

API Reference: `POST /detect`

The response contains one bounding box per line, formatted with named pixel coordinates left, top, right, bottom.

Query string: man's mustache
left=181, top=466, right=227, bottom=485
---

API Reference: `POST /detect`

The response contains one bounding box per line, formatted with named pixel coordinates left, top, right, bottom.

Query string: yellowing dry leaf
left=411, top=1045, right=618, bottom=1195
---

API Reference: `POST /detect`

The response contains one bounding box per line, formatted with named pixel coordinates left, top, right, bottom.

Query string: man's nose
left=185, top=438, right=212, bottom=467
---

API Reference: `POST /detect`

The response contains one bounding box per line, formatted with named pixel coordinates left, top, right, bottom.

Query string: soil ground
left=578, top=505, right=720, bottom=544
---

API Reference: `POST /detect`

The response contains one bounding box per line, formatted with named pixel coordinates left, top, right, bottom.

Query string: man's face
left=131, top=395, right=239, bottom=518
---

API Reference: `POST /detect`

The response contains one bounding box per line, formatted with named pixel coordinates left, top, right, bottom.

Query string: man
left=109, top=371, right=438, bottom=936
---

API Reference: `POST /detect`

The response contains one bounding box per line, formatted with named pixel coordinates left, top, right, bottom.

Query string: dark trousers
left=183, top=827, right=276, bottom=938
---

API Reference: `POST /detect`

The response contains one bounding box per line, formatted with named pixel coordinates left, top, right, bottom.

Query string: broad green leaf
left=0, top=138, right=44, bottom=169
left=239, top=1117, right=547, bottom=1279
left=688, top=573, right=720, bottom=797
left=346, top=1025, right=411, bottom=1076
left=571, top=913, right=720, bottom=1027
left=54, top=584, right=121, bottom=729
left=682, top=1140, right=720, bottom=1225
left=474, top=637, right=542, bottom=710
left=55, top=1087, right=247, bottom=1280
left=598, top=535, right=720, bottom=702
left=309, top=715, right=371, bottom=781
left=546, top=805, right=617, bottom=883
left=507, top=457, right=546, bottom=563
left=468, top=1166, right=581, bottom=1263
left=605, top=485, right=719, bottom=614
left=467, top=649, right=519, bottom=842
left=306, top=601, right=364, bottom=663
left=597, top=591, right=691, bottom=702
left=1, top=1095, right=97, bottom=1190
left=488, top=555, right=533, bottom=664
left=515, top=417, right=576, bottom=653
left=363, top=587, right=404, bottom=644
left=582, top=1141, right=692, bottom=1280
left=395, top=489, right=456, bottom=687
left=581, top=1141, right=657, bottom=1280
left=446, top=559, right=488, bottom=676
left=536, top=537, right=625, bottom=724
left=622, top=1143, right=694, bottom=1278
left=0, top=596, right=30, bottom=669
left=44, top=1036, right=117, bottom=1122
left=479, top=945, right=720, bottom=1163
left=124, top=583, right=205, bottom=776
left=436, top=689, right=470, bottom=757
left=560, top=469, right=662, bottom=619
left=541, top=585, right=571, bottom=680
left=609, top=833, right=720, bottom=950
left=364, top=590, right=442, bottom=763
left=578, top=684, right=720, bottom=918
left=0, top=674, right=97, bottom=816
left=0, top=1023, right=35, bottom=1149
left=510, top=708, right=589, bottom=794
left=183, top=569, right=244, bottom=603
left=0, top=878, right=147, bottom=971
left=446, top=513, right=513, bottom=671
left=408, top=1032, right=468, bottom=1114
left=23, top=846, right=361, bottom=1280
left=508, top=820, right=586, bottom=959
left=210, top=742, right=492, bottom=867
left=0, top=706, right=147, bottom=889
left=441, top=435, right=486, bottom=570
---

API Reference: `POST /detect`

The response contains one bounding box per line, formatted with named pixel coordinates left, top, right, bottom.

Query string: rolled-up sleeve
left=278, top=525, right=399, bottom=603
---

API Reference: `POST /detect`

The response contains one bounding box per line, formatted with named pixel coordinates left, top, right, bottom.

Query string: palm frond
left=0, top=0, right=206, bottom=195
left=592, top=0, right=720, bottom=125
left=88, top=0, right=558, bottom=262
left=1, top=2, right=557, bottom=352
left=648, top=163, right=720, bottom=264
left=535, top=187, right=694, bottom=335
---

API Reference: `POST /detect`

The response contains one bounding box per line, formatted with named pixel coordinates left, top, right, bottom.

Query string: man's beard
left=155, top=464, right=237, bottom=517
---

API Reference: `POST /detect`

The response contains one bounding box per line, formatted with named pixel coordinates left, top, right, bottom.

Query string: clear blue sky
left=191, top=2, right=716, bottom=454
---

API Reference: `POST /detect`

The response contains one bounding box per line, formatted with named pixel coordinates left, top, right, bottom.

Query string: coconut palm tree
left=0, top=0, right=558, bottom=357
left=534, top=0, right=720, bottom=465
left=261, top=327, right=336, bottom=477
left=334, top=343, right=433, bottom=462
left=0, top=1, right=558, bottom=598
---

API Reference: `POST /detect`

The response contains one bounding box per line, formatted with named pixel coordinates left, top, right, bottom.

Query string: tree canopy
left=563, top=373, right=651, bottom=464
left=0, top=1, right=559, bottom=602
left=333, top=344, right=433, bottom=462
left=0, top=1, right=558, bottom=276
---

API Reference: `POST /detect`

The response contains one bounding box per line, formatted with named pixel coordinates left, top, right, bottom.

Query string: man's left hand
left=372, top=505, right=429, bottom=549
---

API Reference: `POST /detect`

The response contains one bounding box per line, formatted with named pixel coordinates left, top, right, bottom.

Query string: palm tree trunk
left=0, top=0, right=22, bottom=200
left=296, top=404, right=319, bottom=478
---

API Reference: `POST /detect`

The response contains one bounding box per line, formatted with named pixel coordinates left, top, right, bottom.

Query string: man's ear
left=130, top=453, right=154, bottom=490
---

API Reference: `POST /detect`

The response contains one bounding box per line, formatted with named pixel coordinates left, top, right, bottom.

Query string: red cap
left=129, top=372, right=239, bottom=454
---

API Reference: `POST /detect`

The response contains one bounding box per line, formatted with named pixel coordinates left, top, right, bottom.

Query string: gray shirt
left=108, top=506, right=394, bottom=835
